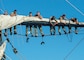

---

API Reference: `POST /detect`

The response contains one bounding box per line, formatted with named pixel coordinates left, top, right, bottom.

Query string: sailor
left=70, top=18, right=79, bottom=24
left=35, top=11, right=42, bottom=19
left=49, top=16, right=58, bottom=35
left=70, top=18, right=79, bottom=34
left=10, top=10, right=17, bottom=16
left=10, top=10, right=17, bottom=34
left=29, top=12, right=33, bottom=36
left=34, top=11, right=44, bottom=37
left=58, top=14, right=67, bottom=35
left=29, top=12, right=32, bottom=17
left=3, top=11, right=8, bottom=36
left=26, top=12, right=33, bottom=36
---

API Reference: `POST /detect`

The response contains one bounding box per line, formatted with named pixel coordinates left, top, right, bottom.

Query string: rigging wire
left=19, top=23, right=25, bottom=44
left=5, top=54, right=12, bottom=60
left=64, top=25, right=73, bottom=42
left=14, top=30, right=84, bottom=38
left=17, top=32, right=74, bottom=37
left=66, top=32, right=73, bottom=42
left=65, top=0, right=84, bottom=16
left=6, top=38, right=27, bottom=60
left=0, top=9, right=4, bottom=13
left=64, top=35, right=84, bottom=60
left=0, top=0, right=5, bottom=12
left=15, top=52, right=27, bottom=60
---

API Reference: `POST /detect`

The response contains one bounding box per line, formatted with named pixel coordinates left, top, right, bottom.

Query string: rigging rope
left=66, top=33, right=73, bottom=42
left=65, top=0, right=84, bottom=16
left=64, top=36, right=84, bottom=60
left=0, top=0, right=5, bottom=12
left=19, top=23, right=25, bottom=44
left=5, top=54, right=12, bottom=60
left=0, top=9, right=4, bottom=13
left=16, top=52, right=27, bottom=60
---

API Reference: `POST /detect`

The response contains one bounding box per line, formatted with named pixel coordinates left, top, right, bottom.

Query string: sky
left=0, top=0, right=84, bottom=60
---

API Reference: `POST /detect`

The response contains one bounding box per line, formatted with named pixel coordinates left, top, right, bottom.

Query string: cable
left=66, top=33, right=73, bottom=42
left=65, top=0, right=84, bottom=16
left=17, top=32, right=74, bottom=37
left=16, top=52, right=27, bottom=60
left=19, top=23, right=25, bottom=44
left=64, top=36, right=84, bottom=60
left=0, top=9, right=4, bottom=13
left=5, top=54, right=12, bottom=60
left=1, top=0, right=5, bottom=10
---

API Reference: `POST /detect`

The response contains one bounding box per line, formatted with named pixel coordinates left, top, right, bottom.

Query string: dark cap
left=14, top=10, right=17, bottom=11
left=52, top=16, right=55, bottom=17
left=62, top=14, right=66, bottom=16
left=74, top=18, right=77, bottom=20
left=29, top=12, right=32, bottom=14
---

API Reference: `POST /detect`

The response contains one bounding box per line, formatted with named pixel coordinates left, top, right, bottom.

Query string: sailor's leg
left=75, top=26, right=78, bottom=34
left=58, top=26, right=61, bottom=35
left=14, top=26, right=17, bottom=34
left=50, top=25, right=53, bottom=35
left=26, top=25, right=28, bottom=36
left=10, top=27, right=12, bottom=35
left=62, top=25, right=67, bottom=34
left=4, top=29, right=7, bottom=37
left=34, top=25, right=38, bottom=37
left=53, top=26, right=56, bottom=35
left=30, top=25, right=33, bottom=36
left=38, top=25, right=44, bottom=37
left=68, top=25, right=71, bottom=33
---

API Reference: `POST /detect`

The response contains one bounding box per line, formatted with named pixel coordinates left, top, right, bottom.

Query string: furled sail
left=0, top=41, right=7, bottom=60
left=0, top=15, right=84, bottom=30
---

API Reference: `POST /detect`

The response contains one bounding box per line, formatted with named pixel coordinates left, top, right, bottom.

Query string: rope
left=66, top=28, right=73, bottom=42
left=20, top=17, right=26, bottom=44
left=19, top=23, right=25, bottom=44
left=0, top=0, right=5, bottom=11
left=11, top=30, right=84, bottom=38
left=16, top=52, right=27, bottom=60
left=66, top=33, right=72, bottom=42
left=0, top=9, right=4, bottom=13
left=5, top=54, right=12, bottom=60
left=64, top=36, right=84, bottom=60
left=69, top=33, right=73, bottom=42
left=65, top=0, right=84, bottom=16
left=16, top=32, right=74, bottom=37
